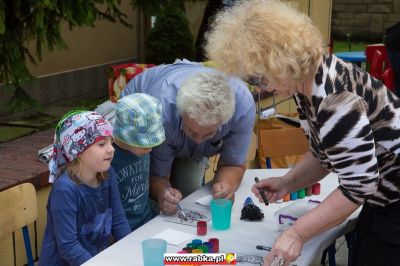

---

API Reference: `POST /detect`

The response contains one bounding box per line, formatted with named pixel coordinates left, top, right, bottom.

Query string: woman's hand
left=251, top=176, right=289, bottom=203
left=263, top=227, right=304, bottom=266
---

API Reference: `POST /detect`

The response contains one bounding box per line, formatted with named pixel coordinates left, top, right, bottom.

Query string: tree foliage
left=146, top=4, right=195, bottom=64
left=0, top=0, right=130, bottom=88
left=130, top=0, right=199, bottom=15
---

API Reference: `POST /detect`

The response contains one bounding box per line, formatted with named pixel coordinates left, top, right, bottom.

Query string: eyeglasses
left=246, top=76, right=268, bottom=90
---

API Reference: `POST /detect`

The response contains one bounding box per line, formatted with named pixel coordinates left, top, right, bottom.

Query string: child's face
left=126, top=146, right=152, bottom=157
left=79, top=136, right=115, bottom=179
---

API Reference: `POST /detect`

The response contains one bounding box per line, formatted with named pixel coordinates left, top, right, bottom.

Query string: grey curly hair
left=176, top=72, right=235, bottom=126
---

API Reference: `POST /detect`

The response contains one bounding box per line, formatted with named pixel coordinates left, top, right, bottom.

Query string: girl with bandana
left=39, top=111, right=130, bottom=266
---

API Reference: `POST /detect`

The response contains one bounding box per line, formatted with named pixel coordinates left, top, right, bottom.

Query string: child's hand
left=158, top=187, right=182, bottom=215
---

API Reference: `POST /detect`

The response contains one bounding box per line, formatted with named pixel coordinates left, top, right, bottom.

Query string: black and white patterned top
left=294, top=54, right=400, bottom=207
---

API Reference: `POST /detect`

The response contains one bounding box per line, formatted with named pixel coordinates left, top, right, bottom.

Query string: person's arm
left=212, top=163, right=246, bottom=200
left=149, top=141, right=183, bottom=214
left=212, top=80, right=256, bottom=200
left=282, top=151, right=329, bottom=192
left=109, top=168, right=131, bottom=239
left=252, top=152, right=328, bottom=203
left=265, top=190, right=359, bottom=264
left=294, top=189, right=359, bottom=241
left=50, top=186, right=92, bottom=265
left=149, top=174, right=182, bottom=214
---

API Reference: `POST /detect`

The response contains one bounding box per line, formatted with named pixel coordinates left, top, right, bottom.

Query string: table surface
left=335, top=51, right=366, bottom=62
left=82, top=169, right=359, bottom=266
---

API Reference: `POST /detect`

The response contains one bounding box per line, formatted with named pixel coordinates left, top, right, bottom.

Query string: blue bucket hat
left=114, top=93, right=165, bottom=147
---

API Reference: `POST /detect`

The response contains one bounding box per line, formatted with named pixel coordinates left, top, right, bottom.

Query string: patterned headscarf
left=48, top=110, right=113, bottom=183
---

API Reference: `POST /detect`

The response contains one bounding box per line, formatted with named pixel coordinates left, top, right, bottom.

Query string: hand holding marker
left=254, top=177, right=269, bottom=206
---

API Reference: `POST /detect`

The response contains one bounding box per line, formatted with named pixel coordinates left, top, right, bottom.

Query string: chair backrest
left=259, top=127, right=309, bottom=168
left=369, top=50, right=385, bottom=80
left=383, top=67, right=396, bottom=91
left=0, top=183, right=37, bottom=238
left=0, top=183, right=38, bottom=266
left=365, top=43, right=391, bottom=69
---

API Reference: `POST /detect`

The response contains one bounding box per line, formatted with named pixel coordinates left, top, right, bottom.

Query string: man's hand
left=157, top=187, right=182, bottom=215
left=211, top=182, right=235, bottom=202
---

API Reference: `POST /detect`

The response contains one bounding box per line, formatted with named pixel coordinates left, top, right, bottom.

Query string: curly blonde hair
left=205, top=0, right=323, bottom=83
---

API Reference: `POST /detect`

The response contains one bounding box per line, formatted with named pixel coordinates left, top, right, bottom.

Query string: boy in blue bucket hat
left=111, top=93, right=165, bottom=231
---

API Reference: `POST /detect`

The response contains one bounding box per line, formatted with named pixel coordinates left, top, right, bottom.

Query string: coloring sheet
left=163, top=208, right=210, bottom=226
left=195, top=195, right=213, bottom=206
left=152, top=228, right=195, bottom=246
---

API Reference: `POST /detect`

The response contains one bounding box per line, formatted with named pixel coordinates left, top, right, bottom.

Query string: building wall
left=332, top=0, right=400, bottom=40
left=26, top=2, right=140, bottom=76
left=0, top=2, right=143, bottom=117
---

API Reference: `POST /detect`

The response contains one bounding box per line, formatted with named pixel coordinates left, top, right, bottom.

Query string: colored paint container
left=183, top=247, right=193, bottom=253
left=209, top=238, right=219, bottom=253
left=186, top=243, right=196, bottom=249
left=312, top=183, right=321, bottom=195
left=283, top=194, right=290, bottom=202
left=192, top=249, right=203, bottom=253
left=290, top=191, right=298, bottom=200
left=297, top=188, right=305, bottom=199
left=197, top=220, right=207, bottom=236
left=203, top=242, right=213, bottom=253
left=305, top=186, right=313, bottom=196
left=191, top=239, right=202, bottom=247
left=198, top=244, right=209, bottom=253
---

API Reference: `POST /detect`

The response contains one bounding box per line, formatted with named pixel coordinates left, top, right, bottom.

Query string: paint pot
left=312, top=183, right=321, bottom=195
left=305, top=186, right=313, bottom=196
left=290, top=191, right=298, bottom=200
left=283, top=194, right=290, bottom=202
left=209, top=238, right=219, bottom=253
left=297, top=188, right=305, bottom=199
left=197, top=220, right=207, bottom=236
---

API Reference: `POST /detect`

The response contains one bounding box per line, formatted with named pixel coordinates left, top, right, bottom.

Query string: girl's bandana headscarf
left=48, top=110, right=113, bottom=183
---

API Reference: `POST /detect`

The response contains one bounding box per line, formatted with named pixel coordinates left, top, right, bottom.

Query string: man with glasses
left=120, top=59, right=255, bottom=214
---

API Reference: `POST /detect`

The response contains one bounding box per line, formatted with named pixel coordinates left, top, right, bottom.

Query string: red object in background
left=383, top=67, right=396, bottom=92
left=328, top=40, right=334, bottom=55
left=365, top=44, right=391, bottom=69
left=312, top=183, right=321, bottom=195
left=197, top=221, right=207, bottom=236
left=369, top=50, right=385, bottom=80
left=209, top=238, right=219, bottom=253
left=107, top=63, right=156, bottom=103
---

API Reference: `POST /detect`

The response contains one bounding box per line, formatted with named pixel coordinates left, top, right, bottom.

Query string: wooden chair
left=258, top=127, right=308, bottom=168
left=0, top=183, right=38, bottom=266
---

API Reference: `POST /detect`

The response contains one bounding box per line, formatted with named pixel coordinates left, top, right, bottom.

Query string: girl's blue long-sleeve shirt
left=39, top=168, right=130, bottom=266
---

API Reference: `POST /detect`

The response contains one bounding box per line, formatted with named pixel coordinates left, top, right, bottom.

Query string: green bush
left=146, top=4, right=195, bottom=64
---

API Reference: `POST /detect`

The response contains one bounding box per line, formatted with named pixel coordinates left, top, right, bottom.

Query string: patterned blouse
left=294, top=54, right=400, bottom=207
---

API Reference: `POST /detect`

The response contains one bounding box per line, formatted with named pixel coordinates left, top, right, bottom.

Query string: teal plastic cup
left=141, top=238, right=167, bottom=266
left=211, top=199, right=233, bottom=230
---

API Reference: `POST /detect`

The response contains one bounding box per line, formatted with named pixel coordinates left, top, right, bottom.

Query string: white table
left=83, top=169, right=359, bottom=266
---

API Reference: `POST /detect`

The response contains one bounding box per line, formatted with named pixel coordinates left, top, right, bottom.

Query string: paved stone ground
left=310, top=236, right=349, bottom=266
left=0, top=96, right=107, bottom=191
left=0, top=128, right=53, bottom=191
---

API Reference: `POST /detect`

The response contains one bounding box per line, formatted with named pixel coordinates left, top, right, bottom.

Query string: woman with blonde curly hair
left=206, top=0, right=400, bottom=266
